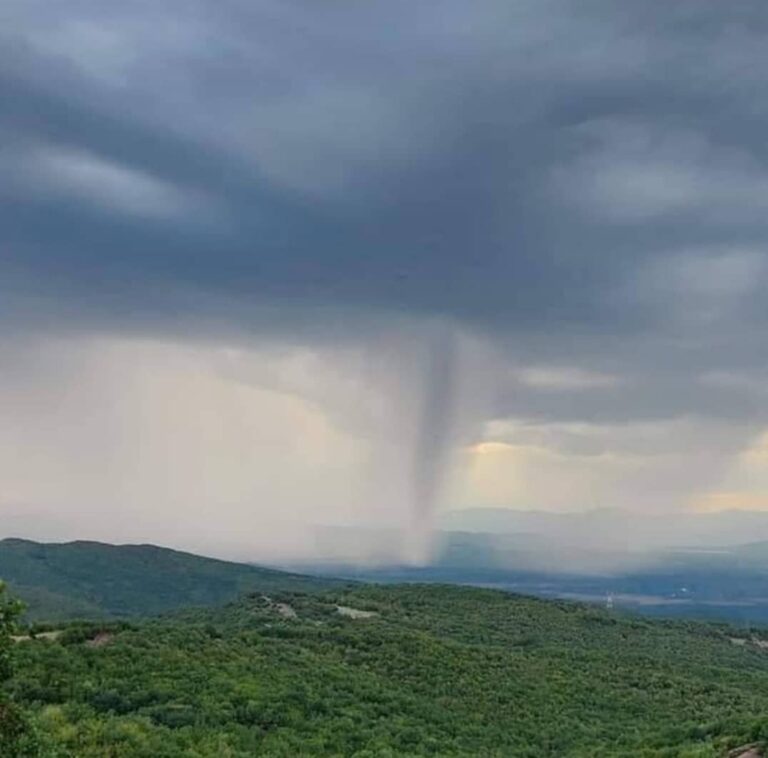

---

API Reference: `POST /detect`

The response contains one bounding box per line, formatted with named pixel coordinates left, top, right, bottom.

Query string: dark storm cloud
left=3, top=0, right=768, bottom=423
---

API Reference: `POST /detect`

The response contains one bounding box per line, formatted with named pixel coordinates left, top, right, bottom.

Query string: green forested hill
left=8, top=584, right=768, bottom=756
left=0, top=539, right=338, bottom=620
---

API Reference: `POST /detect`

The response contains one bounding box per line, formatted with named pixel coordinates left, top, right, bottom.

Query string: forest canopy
left=3, top=582, right=768, bottom=756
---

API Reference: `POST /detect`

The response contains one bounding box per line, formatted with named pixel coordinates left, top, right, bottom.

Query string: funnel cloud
left=404, top=324, right=458, bottom=563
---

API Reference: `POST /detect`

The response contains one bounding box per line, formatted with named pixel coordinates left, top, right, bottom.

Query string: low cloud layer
left=3, top=2, right=768, bottom=561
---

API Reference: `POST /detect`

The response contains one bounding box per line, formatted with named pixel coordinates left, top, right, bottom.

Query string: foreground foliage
left=1, top=581, right=44, bottom=757
left=6, top=584, right=768, bottom=756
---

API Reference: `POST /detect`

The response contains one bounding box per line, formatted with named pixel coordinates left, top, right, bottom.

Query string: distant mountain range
left=301, top=510, right=768, bottom=624
left=310, top=508, right=768, bottom=573
left=438, top=507, right=768, bottom=551
left=0, top=538, right=341, bottom=621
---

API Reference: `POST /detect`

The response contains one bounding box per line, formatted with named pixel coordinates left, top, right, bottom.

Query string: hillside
left=8, top=584, right=768, bottom=756
left=0, top=538, right=339, bottom=621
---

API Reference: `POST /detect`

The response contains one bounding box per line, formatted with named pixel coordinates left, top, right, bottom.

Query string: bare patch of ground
left=729, top=636, right=768, bottom=650
left=86, top=632, right=115, bottom=648
left=275, top=603, right=297, bottom=619
left=728, top=744, right=762, bottom=758
left=259, top=595, right=297, bottom=619
left=336, top=606, right=377, bottom=619
left=11, top=630, right=62, bottom=643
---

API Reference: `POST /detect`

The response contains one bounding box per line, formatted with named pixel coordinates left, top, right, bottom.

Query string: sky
left=3, top=1, right=768, bottom=562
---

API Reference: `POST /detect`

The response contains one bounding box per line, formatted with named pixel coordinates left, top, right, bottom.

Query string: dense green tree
left=1, top=580, right=40, bottom=756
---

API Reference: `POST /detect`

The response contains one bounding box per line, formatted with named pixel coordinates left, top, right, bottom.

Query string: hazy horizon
left=5, top=505, right=768, bottom=573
